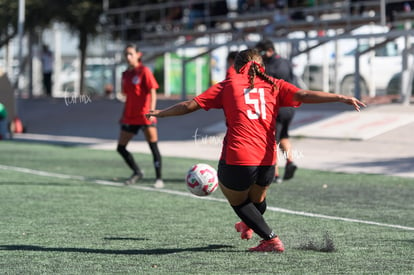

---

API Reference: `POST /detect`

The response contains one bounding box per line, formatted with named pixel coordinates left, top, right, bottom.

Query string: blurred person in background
left=226, top=51, right=238, bottom=79
left=41, top=44, right=53, bottom=97
left=117, top=44, right=164, bottom=189
left=255, top=39, right=297, bottom=183
left=0, top=102, right=8, bottom=140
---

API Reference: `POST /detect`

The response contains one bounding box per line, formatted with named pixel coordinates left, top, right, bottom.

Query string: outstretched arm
left=293, top=90, right=366, bottom=112
left=146, top=99, right=201, bottom=118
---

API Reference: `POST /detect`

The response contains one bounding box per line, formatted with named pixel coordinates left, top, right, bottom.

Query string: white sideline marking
left=1, top=164, right=413, bottom=231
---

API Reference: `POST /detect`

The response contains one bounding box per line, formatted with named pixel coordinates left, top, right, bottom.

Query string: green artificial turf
left=0, top=141, right=413, bottom=274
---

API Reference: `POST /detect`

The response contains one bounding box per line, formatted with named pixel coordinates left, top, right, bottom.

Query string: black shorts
left=121, top=123, right=156, bottom=135
left=276, top=107, right=295, bottom=142
left=218, top=160, right=275, bottom=191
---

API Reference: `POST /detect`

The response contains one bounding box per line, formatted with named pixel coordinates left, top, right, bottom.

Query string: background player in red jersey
left=146, top=49, right=365, bottom=252
left=117, top=44, right=164, bottom=189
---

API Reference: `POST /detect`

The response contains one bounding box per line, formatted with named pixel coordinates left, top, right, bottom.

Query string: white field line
left=1, top=164, right=413, bottom=231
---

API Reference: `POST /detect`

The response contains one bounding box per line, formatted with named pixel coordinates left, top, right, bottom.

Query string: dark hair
left=234, top=49, right=278, bottom=93
left=227, top=51, right=238, bottom=62
left=125, top=44, right=139, bottom=52
left=124, top=44, right=142, bottom=62
left=255, top=40, right=275, bottom=53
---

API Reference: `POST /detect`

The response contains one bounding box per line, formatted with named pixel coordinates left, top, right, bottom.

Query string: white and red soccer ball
left=186, top=163, right=219, bottom=196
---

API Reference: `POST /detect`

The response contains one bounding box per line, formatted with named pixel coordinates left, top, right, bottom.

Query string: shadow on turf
left=103, top=237, right=149, bottom=241
left=0, top=244, right=234, bottom=255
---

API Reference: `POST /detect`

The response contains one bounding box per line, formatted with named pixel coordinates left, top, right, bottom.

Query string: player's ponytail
left=248, top=63, right=257, bottom=89
left=256, top=68, right=278, bottom=94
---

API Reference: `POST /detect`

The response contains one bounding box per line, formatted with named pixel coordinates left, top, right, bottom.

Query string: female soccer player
left=146, top=49, right=365, bottom=252
left=117, top=44, right=164, bottom=189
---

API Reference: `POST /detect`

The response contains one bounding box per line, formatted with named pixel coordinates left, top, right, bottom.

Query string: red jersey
left=225, top=65, right=237, bottom=79
left=194, top=62, right=301, bottom=166
left=121, top=65, right=159, bottom=125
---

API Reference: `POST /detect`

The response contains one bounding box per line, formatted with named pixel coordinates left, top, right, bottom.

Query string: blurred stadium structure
left=1, top=0, right=414, bottom=104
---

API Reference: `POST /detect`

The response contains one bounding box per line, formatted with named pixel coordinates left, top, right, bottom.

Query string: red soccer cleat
left=235, top=221, right=254, bottom=240
left=248, top=237, right=285, bottom=252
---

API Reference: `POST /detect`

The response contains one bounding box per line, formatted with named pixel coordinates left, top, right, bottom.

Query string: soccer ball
left=186, top=163, right=219, bottom=196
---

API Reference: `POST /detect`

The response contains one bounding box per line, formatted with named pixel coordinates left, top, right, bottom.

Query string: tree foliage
left=54, top=0, right=103, bottom=94
left=0, top=0, right=105, bottom=94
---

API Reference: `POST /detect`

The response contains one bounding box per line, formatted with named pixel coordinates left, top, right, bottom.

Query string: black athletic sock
left=254, top=199, right=267, bottom=215
left=117, top=144, right=141, bottom=174
left=232, top=200, right=276, bottom=240
left=149, top=142, right=162, bottom=179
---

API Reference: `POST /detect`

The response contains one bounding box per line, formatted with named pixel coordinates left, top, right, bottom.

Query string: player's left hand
left=146, top=110, right=160, bottom=119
